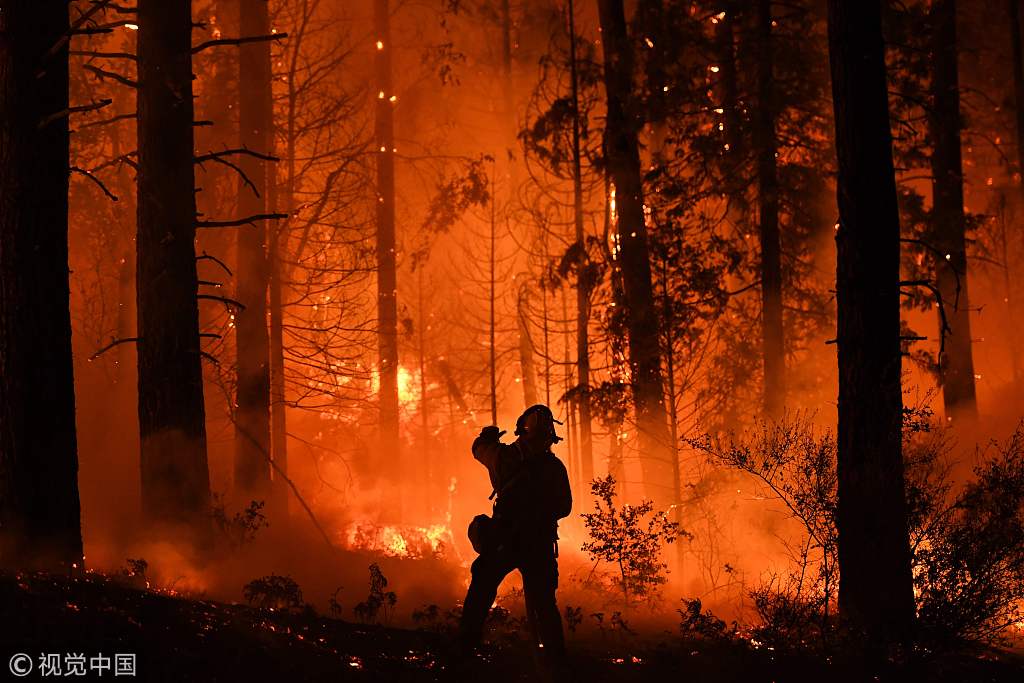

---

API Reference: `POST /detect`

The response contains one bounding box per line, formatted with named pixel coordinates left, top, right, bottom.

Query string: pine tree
left=136, top=0, right=212, bottom=531
left=0, top=0, right=84, bottom=570
left=827, top=0, right=916, bottom=644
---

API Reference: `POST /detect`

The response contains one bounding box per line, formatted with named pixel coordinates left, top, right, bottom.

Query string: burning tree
left=580, top=475, right=686, bottom=606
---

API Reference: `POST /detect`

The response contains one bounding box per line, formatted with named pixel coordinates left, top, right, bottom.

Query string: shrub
left=580, top=474, right=687, bottom=606
left=242, top=574, right=303, bottom=610
left=690, top=410, right=1024, bottom=648
left=353, top=563, right=397, bottom=625
left=212, top=495, right=268, bottom=547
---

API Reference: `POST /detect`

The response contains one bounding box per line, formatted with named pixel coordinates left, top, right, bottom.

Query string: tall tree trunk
left=489, top=171, right=498, bottom=424
left=137, top=0, right=212, bottom=530
left=112, top=94, right=138, bottom=382
left=234, top=0, right=273, bottom=499
left=0, top=0, right=83, bottom=570
left=568, top=0, right=593, bottom=483
left=517, top=285, right=539, bottom=405
left=541, top=239, right=552, bottom=407
left=718, top=1, right=747, bottom=221
left=930, top=0, right=976, bottom=420
left=268, top=159, right=287, bottom=517
left=503, top=0, right=537, bottom=410
left=755, top=0, right=785, bottom=417
left=827, top=0, right=915, bottom=643
left=659, top=259, right=685, bottom=573
left=195, top=0, right=238, bottom=353
left=1012, top=0, right=1024, bottom=200
left=417, top=269, right=432, bottom=515
left=1006, top=0, right=1024, bottom=390
left=375, top=0, right=400, bottom=472
left=596, top=0, right=673, bottom=504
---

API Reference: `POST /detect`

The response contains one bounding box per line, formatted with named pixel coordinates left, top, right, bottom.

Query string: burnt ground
left=1, top=571, right=1023, bottom=682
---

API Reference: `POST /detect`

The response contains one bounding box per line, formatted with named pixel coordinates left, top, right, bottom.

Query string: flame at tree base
left=342, top=522, right=459, bottom=561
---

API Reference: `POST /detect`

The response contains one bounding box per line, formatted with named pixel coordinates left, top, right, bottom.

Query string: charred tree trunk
left=1012, top=0, right=1024, bottom=200
left=718, top=1, right=747, bottom=222
left=517, top=285, right=539, bottom=406
left=194, top=0, right=237, bottom=356
left=234, top=0, right=273, bottom=499
left=755, top=0, right=785, bottom=417
left=596, top=0, right=673, bottom=503
left=137, top=0, right=212, bottom=530
left=112, top=94, right=138, bottom=382
left=268, top=158, right=287, bottom=518
left=1007, top=0, right=1024, bottom=390
left=375, top=0, right=400, bottom=473
left=930, top=0, right=976, bottom=420
left=504, top=0, right=537, bottom=410
left=489, top=170, right=499, bottom=424
left=568, top=0, right=593, bottom=483
left=0, top=0, right=83, bottom=570
left=827, top=0, right=915, bottom=644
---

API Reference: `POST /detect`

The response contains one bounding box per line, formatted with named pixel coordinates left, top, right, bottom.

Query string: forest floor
left=2, top=570, right=1024, bottom=682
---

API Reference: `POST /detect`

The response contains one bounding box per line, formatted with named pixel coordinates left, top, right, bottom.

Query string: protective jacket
left=471, top=433, right=572, bottom=542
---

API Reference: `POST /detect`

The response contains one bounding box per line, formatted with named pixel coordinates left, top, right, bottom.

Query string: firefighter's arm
left=471, top=426, right=506, bottom=471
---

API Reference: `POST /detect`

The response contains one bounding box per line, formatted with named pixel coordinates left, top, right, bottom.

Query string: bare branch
left=83, top=64, right=138, bottom=88
left=89, top=152, right=139, bottom=174
left=46, top=0, right=116, bottom=64
left=197, top=294, right=246, bottom=311
left=70, top=166, right=119, bottom=201
left=89, top=337, right=139, bottom=361
left=91, top=1, right=137, bottom=15
left=75, top=111, right=136, bottom=131
left=196, top=155, right=259, bottom=198
left=196, top=252, right=233, bottom=276
left=900, top=279, right=952, bottom=354
left=197, top=213, right=288, bottom=228
left=70, top=50, right=137, bottom=61
left=194, top=147, right=280, bottom=164
left=38, top=99, right=112, bottom=129
left=191, top=33, right=288, bottom=55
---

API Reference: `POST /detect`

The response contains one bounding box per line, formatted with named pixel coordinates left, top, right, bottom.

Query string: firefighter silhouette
left=459, top=404, right=572, bottom=660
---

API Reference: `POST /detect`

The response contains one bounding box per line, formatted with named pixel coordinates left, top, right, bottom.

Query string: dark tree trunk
left=112, top=95, right=138, bottom=382
left=718, top=1, right=747, bottom=219
left=755, top=0, right=785, bottom=417
left=268, top=156, right=287, bottom=518
left=269, top=164, right=288, bottom=518
left=1012, top=0, right=1024, bottom=197
left=517, top=286, right=539, bottom=406
left=0, top=0, right=83, bottom=570
left=375, top=0, right=401, bottom=485
left=826, top=0, right=915, bottom=644
left=137, top=0, right=212, bottom=529
left=194, top=0, right=238, bottom=356
left=568, top=0, right=593, bottom=483
left=930, top=0, right=976, bottom=420
left=596, top=0, right=673, bottom=503
left=234, top=0, right=273, bottom=498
